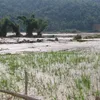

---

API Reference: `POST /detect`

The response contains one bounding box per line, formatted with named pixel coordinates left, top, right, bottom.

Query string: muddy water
left=0, top=33, right=100, bottom=54
left=0, top=40, right=99, bottom=54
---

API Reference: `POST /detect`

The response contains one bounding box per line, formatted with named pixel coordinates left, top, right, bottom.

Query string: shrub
left=74, top=35, right=82, bottom=40
left=61, top=29, right=81, bottom=33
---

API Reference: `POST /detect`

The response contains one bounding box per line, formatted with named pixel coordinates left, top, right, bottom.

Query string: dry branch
left=0, top=89, right=40, bottom=100
left=96, top=96, right=100, bottom=100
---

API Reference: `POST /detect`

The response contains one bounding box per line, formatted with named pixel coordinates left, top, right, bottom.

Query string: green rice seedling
left=74, top=94, right=85, bottom=100
left=75, top=79, right=83, bottom=90
left=81, top=75, right=91, bottom=90
left=75, top=75, right=91, bottom=91
left=0, top=51, right=99, bottom=100
left=66, top=95, right=71, bottom=100
left=73, top=89, right=85, bottom=100
left=93, top=90, right=100, bottom=97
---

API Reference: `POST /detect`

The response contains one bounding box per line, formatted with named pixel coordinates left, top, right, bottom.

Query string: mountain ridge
left=0, top=0, right=100, bottom=31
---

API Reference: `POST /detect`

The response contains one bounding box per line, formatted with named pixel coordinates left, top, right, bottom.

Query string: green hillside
left=0, top=0, right=100, bottom=31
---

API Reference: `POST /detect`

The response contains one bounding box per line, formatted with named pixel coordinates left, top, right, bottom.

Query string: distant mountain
left=0, top=0, right=100, bottom=31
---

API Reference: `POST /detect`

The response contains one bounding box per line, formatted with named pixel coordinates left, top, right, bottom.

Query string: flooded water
left=0, top=32, right=100, bottom=54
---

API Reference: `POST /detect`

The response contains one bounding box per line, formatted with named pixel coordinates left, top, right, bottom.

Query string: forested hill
left=0, top=0, right=100, bottom=31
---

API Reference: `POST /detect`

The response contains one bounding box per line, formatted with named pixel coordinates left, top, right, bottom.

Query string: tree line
left=0, top=0, right=100, bottom=32
left=0, top=14, right=47, bottom=37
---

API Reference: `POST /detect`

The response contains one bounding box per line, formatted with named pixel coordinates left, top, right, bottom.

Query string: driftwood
left=0, top=89, right=40, bottom=100
left=0, top=70, right=40, bottom=100
left=96, top=96, right=100, bottom=100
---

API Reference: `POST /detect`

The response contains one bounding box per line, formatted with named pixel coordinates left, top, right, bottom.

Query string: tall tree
left=17, top=15, right=37, bottom=37
left=9, top=21, right=21, bottom=37
left=36, top=19, right=47, bottom=37
left=0, top=18, right=21, bottom=37
left=0, top=18, right=9, bottom=37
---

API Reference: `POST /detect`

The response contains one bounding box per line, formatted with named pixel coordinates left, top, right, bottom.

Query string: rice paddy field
left=0, top=50, right=100, bottom=100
